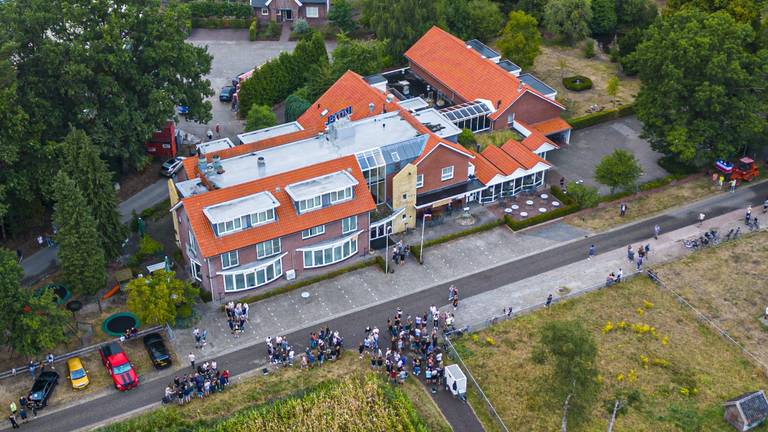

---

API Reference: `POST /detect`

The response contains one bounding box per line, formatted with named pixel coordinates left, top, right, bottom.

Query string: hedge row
left=503, top=204, right=581, bottom=231
left=188, top=1, right=252, bottom=18
left=191, top=17, right=252, bottom=29
left=229, top=256, right=385, bottom=307
left=549, top=185, right=577, bottom=206
left=563, top=75, right=593, bottom=91
left=567, top=104, right=635, bottom=130
left=410, top=219, right=504, bottom=262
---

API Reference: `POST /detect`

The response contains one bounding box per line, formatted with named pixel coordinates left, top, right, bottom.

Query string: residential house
left=250, top=0, right=329, bottom=24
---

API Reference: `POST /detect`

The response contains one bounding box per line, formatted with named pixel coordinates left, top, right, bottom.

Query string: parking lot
left=549, top=116, right=669, bottom=194
left=178, top=29, right=336, bottom=149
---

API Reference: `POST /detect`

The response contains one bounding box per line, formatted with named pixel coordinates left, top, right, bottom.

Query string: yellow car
left=67, top=357, right=89, bottom=389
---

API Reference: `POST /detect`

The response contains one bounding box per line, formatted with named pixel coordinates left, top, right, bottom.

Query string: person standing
left=188, top=352, right=196, bottom=370
left=588, top=244, right=596, bottom=260
left=698, top=213, right=706, bottom=227
left=46, top=353, right=54, bottom=370
left=620, top=203, right=627, bottom=217
left=617, top=268, right=623, bottom=283
left=452, top=289, right=459, bottom=311
left=27, top=361, right=36, bottom=379
left=730, top=179, right=737, bottom=192
left=9, top=401, right=17, bottom=416
left=746, top=206, right=752, bottom=225
left=206, top=129, right=213, bottom=140
left=636, top=256, right=643, bottom=271
left=37, top=236, right=43, bottom=249
left=718, top=175, right=724, bottom=189
left=8, top=414, right=19, bottom=429
left=545, top=293, right=553, bottom=309
left=215, top=123, right=221, bottom=137
left=654, top=225, right=661, bottom=240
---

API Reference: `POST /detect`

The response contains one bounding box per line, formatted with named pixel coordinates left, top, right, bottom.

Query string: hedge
left=503, top=204, right=580, bottom=231
left=567, top=104, right=635, bottom=130
left=227, top=256, right=385, bottom=307
left=410, top=219, right=504, bottom=262
left=188, top=1, right=252, bottom=18
left=549, top=185, right=577, bottom=206
left=191, top=17, right=252, bottom=29
left=563, top=75, right=593, bottom=91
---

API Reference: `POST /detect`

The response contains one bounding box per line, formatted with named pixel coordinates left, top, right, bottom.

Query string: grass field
left=566, top=176, right=717, bottom=232
left=475, top=129, right=526, bottom=151
left=98, top=354, right=450, bottom=432
left=452, top=269, right=768, bottom=431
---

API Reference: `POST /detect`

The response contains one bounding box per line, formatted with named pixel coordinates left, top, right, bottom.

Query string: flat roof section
left=497, top=59, right=522, bottom=75
left=413, top=108, right=462, bottom=139
left=203, top=191, right=280, bottom=224
left=237, top=122, right=304, bottom=145
left=207, top=111, right=422, bottom=189
left=398, top=97, right=430, bottom=112
left=466, top=39, right=500, bottom=61
left=519, top=73, right=557, bottom=98
left=176, top=178, right=209, bottom=198
left=196, top=138, right=235, bottom=155
left=285, top=170, right=359, bottom=202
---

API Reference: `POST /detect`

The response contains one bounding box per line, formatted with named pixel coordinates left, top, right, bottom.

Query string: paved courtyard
left=549, top=116, right=669, bottom=194
left=178, top=29, right=336, bottom=147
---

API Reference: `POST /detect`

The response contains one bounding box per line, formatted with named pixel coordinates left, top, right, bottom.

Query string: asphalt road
left=18, top=181, right=768, bottom=432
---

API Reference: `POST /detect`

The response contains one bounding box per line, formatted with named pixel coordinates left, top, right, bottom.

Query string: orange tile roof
left=501, top=140, right=551, bottom=170
left=405, top=27, right=563, bottom=120
left=469, top=150, right=503, bottom=184
left=530, top=117, right=572, bottom=135
left=481, top=145, right=523, bottom=176
left=413, top=134, right=474, bottom=165
left=182, top=156, right=375, bottom=258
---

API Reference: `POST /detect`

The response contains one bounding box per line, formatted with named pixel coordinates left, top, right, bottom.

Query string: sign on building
left=326, top=106, right=353, bottom=125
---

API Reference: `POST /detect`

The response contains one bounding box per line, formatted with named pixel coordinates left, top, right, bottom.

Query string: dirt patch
left=117, top=160, right=163, bottom=201
left=528, top=43, right=641, bottom=117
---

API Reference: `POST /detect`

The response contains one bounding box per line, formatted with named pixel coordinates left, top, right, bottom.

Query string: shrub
left=657, top=155, right=700, bottom=176
left=292, top=18, right=311, bottom=37
left=457, top=129, right=477, bottom=148
left=567, top=104, right=634, bottom=129
left=549, top=185, right=576, bottom=206
left=249, top=19, right=258, bottom=41
left=177, top=304, right=193, bottom=319
left=562, top=75, right=593, bottom=91
left=583, top=39, right=596, bottom=58
left=566, top=181, right=600, bottom=208
left=409, top=220, right=504, bottom=262
left=138, top=235, right=163, bottom=258
left=245, top=104, right=277, bottom=131
left=266, top=21, right=281, bottom=39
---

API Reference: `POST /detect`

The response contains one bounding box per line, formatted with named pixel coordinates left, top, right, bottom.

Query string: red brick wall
left=408, top=63, right=467, bottom=105
left=416, top=145, right=470, bottom=193
left=500, top=93, right=562, bottom=127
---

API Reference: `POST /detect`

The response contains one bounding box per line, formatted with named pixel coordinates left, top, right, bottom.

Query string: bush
left=549, top=185, right=576, bottom=206
left=457, top=129, right=477, bottom=148
left=657, top=155, right=700, bottom=176
left=567, top=104, right=634, bottom=129
left=188, top=1, right=252, bottom=18
left=292, top=18, right=311, bottom=36
left=409, top=220, right=504, bottom=262
left=504, top=204, right=580, bottom=230
left=562, top=75, right=593, bottom=91
left=138, top=235, right=163, bottom=258
left=567, top=181, right=600, bottom=208
left=583, top=39, right=596, bottom=58
left=191, top=17, right=251, bottom=28
left=266, top=21, right=281, bottom=39
left=245, top=104, right=277, bottom=131
left=249, top=19, right=258, bottom=41
left=177, top=304, right=193, bottom=319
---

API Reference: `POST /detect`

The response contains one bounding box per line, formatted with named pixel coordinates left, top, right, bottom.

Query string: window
left=216, top=217, right=242, bottom=235
left=402, top=193, right=407, bottom=200
left=390, top=151, right=400, bottom=162
left=328, top=187, right=352, bottom=204
left=188, top=230, right=198, bottom=256
left=302, top=236, right=358, bottom=268
left=341, top=216, right=357, bottom=234
left=416, top=174, right=424, bottom=189
left=298, top=196, right=322, bottom=213
left=221, top=251, right=239, bottom=269
left=261, top=7, right=269, bottom=15
left=223, top=256, right=283, bottom=292
left=256, top=238, right=281, bottom=259
left=249, top=208, right=275, bottom=226
left=302, top=225, right=326, bottom=239
left=306, top=6, right=319, bottom=18
left=441, top=166, right=454, bottom=181
left=190, top=259, right=202, bottom=281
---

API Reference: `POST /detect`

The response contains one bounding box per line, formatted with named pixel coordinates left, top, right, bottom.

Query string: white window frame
left=216, top=217, right=242, bottom=235
left=256, top=238, right=281, bottom=259
left=329, top=187, right=353, bottom=204
left=190, top=259, right=203, bottom=281
left=301, top=225, right=326, bottom=239
left=188, top=230, right=198, bottom=257
left=261, top=7, right=269, bottom=15
left=249, top=208, right=275, bottom=226
left=222, top=255, right=284, bottom=292
left=298, top=195, right=322, bottom=213
left=341, top=216, right=357, bottom=234
left=441, top=166, right=454, bottom=181
left=221, top=251, right=239, bottom=270
left=301, top=235, right=359, bottom=269
left=305, top=6, right=319, bottom=18
left=416, top=174, right=424, bottom=189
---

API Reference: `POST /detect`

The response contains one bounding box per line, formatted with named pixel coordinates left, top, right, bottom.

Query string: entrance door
left=281, top=9, right=293, bottom=21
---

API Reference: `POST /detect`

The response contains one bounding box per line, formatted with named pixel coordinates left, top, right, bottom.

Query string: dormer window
left=298, top=196, right=322, bottom=213
left=286, top=170, right=359, bottom=214
left=204, top=191, right=280, bottom=237
left=329, top=187, right=353, bottom=204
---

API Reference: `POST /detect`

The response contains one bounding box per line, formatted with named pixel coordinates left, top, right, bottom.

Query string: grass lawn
left=475, top=129, right=525, bottom=152
left=654, top=231, right=768, bottom=365
left=98, top=354, right=451, bottom=432
left=451, top=270, right=768, bottom=431
left=566, top=176, right=717, bottom=232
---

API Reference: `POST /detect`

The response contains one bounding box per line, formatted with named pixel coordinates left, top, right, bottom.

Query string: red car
left=99, top=342, right=138, bottom=391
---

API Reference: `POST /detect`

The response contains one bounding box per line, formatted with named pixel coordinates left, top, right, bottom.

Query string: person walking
left=188, top=352, right=196, bottom=370
left=636, top=256, right=643, bottom=271
left=745, top=206, right=752, bottom=225
left=698, top=212, right=705, bottom=227
left=654, top=224, right=661, bottom=240
left=545, top=293, right=553, bottom=309
left=215, top=123, right=221, bottom=137
left=8, top=414, right=19, bottom=429
left=588, top=244, right=596, bottom=260
left=452, top=288, right=459, bottom=311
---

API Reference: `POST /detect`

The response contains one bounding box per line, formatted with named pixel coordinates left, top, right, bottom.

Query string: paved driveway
left=179, top=29, right=336, bottom=147
left=549, top=116, right=668, bottom=194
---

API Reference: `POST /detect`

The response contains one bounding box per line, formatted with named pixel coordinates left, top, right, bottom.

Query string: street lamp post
left=419, top=213, right=432, bottom=264
left=384, top=225, right=393, bottom=274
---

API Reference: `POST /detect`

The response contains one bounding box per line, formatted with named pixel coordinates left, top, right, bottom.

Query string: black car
left=28, top=371, right=59, bottom=408
left=143, top=333, right=172, bottom=369
left=219, top=86, right=236, bottom=102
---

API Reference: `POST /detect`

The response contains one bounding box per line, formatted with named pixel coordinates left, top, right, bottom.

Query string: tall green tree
left=497, top=11, right=542, bottom=69
left=52, top=172, right=107, bottom=295
left=2, top=0, right=213, bottom=170
left=126, top=270, right=198, bottom=326
left=514, top=0, right=549, bottom=20
left=633, top=9, right=768, bottom=166
left=0, top=248, right=25, bottom=347
left=331, top=34, right=391, bottom=77
left=57, top=129, right=125, bottom=259
left=616, top=0, right=658, bottom=31
left=444, top=0, right=505, bottom=42
left=328, top=0, right=356, bottom=33
left=594, top=149, right=642, bottom=193
left=245, top=105, right=277, bottom=132
left=666, top=0, right=762, bottom=26
left=361, top=0, right=444, bottom=60
left=617, top=28, right=645, bottom=75
left=590, top=0, right=617, bottom=35
left=10, top=289, right=70, bottom=356
left=543, top=0, right=593, bottom=43
left=285, top=93, right=312, bottom=122
left=533, top=320, right=599, bottom=430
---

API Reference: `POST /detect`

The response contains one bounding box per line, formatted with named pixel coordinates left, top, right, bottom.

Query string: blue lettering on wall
left=326, top=106, right=353, bottom=125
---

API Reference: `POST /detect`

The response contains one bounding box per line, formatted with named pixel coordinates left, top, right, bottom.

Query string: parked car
left=28, top=371, right=59, bottom=408
left=143, top=333, right=172, bottom=369
left=66, top=357, right=90, bottom=389
left=219, top=86, right=236, bottom=102
left=99, top=342, right=138, bottom=391
left=160, top=157, right=184, bottom=177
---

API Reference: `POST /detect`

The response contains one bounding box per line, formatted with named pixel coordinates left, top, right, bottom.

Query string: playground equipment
left=101, top=312, right=140, bottom=337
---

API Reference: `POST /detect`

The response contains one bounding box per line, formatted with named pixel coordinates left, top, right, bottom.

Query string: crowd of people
left=391, top=240, right=411, bottom=266
left=163, top=360, right=229, bottom=405
left=224, top=301, right=249, bottom=336
left=300, top=327, right=344, bottom=368
left=357, top=304, right=453, bottom=386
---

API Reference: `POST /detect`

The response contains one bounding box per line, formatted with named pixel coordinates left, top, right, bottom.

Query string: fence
left=0, top=325, right=163, bottom=380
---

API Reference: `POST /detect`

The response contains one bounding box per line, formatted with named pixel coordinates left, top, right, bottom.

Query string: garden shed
left=724, top=390, right=768, bottom=431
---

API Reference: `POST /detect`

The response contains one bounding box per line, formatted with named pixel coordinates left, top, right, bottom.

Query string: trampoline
left=35, top=283, right=72, bottom=305
left=101, top=312, right=141, bottom=337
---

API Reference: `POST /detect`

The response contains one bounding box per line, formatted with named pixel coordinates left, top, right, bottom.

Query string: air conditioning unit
left=285, top=269, right=296, bottom=280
